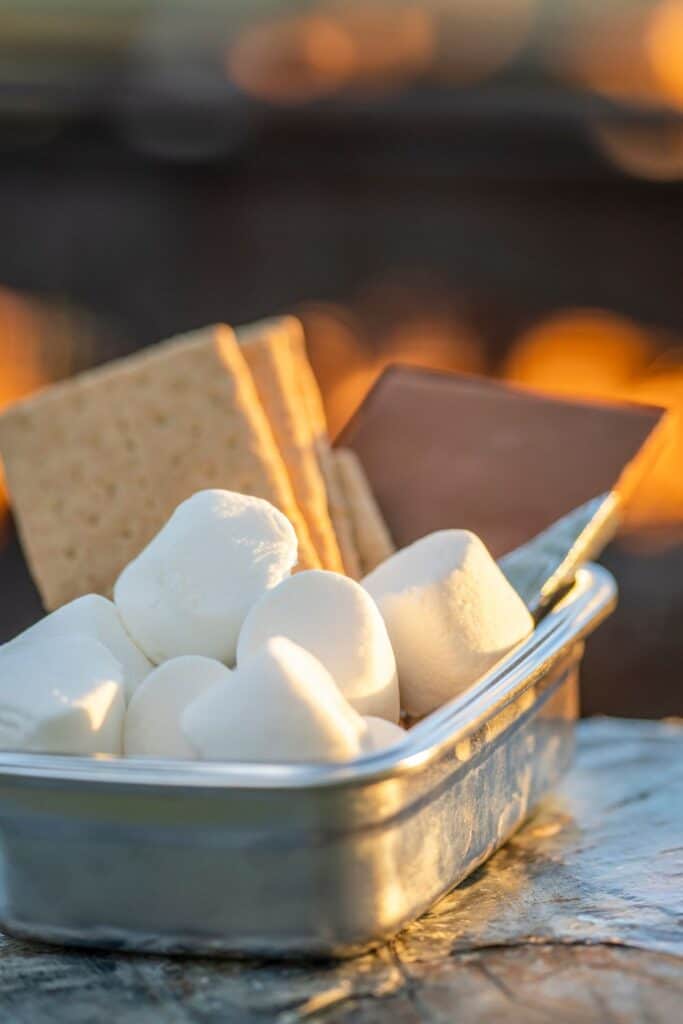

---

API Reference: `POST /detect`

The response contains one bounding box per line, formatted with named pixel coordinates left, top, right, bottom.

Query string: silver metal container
left=0, top=564, right=616, bottom=958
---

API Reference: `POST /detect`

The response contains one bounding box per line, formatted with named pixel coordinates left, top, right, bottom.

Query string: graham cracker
left=334, top=447, right=396, bottom=575
left=317, top=445, right=361, bottom=579
left=287, top=325, right=362, bottom=579
left=0, top=324, right=319, bottom=610
left=236, top=316, right=344, bottom=573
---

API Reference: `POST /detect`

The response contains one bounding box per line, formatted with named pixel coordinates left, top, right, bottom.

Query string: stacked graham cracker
left=0, top=317, right=394, bottom=610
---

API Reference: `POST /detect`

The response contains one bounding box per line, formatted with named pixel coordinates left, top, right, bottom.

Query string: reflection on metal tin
left=0, top=565, right=616, bottom=957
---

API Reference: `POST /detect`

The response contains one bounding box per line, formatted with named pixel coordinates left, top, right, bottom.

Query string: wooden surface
left=0, top=717, right=680, bottom=1023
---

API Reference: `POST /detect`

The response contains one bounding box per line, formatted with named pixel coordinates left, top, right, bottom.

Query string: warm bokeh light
left=553, top=0, right=683, bottom=115
left=0, top=287, right=95, bottom=533
left=0, top=288, right=97, bottom=412
left=0, top=288, right=52, bottom=530
left=300, top=280, right=484, bottom=437
left=228, top=2, right=434, bottom=105
left=431, top=0, right=538, bottom=84
left=325, top=2, right=434, bottom=87
left=502, top=309, right=656, bottom=400
left=0, top=288, right=53, bottom=410
left=228, top=13, right=356, bottom=104
left=552, top=6, right=658, bottom=107
left=380, top=316, right=483, bottom=376
left=228, top=0, right=542, bottom=104
left=626, top=364, right=683, bottom=532
left=1, top=286, right=680, bottom=547
left=647, top=0, right=683, bottom=108
left=592, top=120, right=683, bottom=181
left=503, top=309, right=683, bottom=532
left=298, top=304, right=372, bottom=438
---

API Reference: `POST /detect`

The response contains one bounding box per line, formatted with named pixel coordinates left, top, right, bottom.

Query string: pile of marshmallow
left=0, top=490, right=533, bottom=763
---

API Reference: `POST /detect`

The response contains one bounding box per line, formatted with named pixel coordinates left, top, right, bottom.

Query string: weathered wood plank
left=356, top=945, right=683, bottom=1024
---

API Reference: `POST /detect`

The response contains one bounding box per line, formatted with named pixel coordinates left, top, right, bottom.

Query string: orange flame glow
left=647, top=0, right=683, bottom=108
left=502, top=310, right=656, bottom=400
left=554, top=0, right=683, bottom=120
left=504, top=309, right=683, bottom=532
left=228, top=3, right=434, bottom=105
left=592, top=121, right=683, bottom=182
left=0, top=288, right=92, bottom=540
left=300, top=297, right=483, bottom=438
left=626, top=366, right=683, bottom=533
left=0, top=289, right=50, bottom=536
left=228, top=14, right=356, bottom=104
left=431, top=0, right=538, bottom=84
left=0, top=288, right=54, bottom=410
left=554, top=7, right=658, bottom=106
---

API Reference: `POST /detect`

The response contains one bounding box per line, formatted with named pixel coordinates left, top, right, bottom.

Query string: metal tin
left=0, top=564, right=616, bottom=958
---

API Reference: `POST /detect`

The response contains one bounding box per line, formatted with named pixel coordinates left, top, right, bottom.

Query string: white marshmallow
left=124, top=656, right=232, bottom=759
left=0, top=635, right=125, bottom=755
left=5, top=595, right=152, bottom=702
left=182, top=637, right=366, bottom=763
left=362, top=716, right=406, bottom=754
left=363, top=530, right=534, bottom=716
left=237, top=570, right=399, bottom=722
left=114, top=489, right=298, bottom=665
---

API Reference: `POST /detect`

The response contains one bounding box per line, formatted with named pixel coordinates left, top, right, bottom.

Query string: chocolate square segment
left=338, top=367, right=668, bottom=557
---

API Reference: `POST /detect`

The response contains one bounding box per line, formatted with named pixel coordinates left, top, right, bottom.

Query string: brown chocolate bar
left=338, top=367, right=668, bottom=558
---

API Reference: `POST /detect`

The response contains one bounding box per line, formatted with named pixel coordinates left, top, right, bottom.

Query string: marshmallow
left=114, top=490, right=298, bottom=665
left=362, top=716, right=406, bottom=754
left=124, top=656, right=232, bottom=759
left=0, top=635, right=125, bottom=755
left=5, top=594, right=152, bottom=702
left=237, top=570, right=399, bottom=722
left=363, top=530, right=534, bottom=716
left=182, top=637, right=366, bottom=763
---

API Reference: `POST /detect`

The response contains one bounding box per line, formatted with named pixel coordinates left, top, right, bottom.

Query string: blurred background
left=0, top=0, right=681, bottom=716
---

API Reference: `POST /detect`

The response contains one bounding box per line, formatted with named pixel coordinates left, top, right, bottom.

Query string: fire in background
left=1, top=284, right=681, bottom=543
left=300, top=292, right=683, bottom=538
left=503, top=310, right=683, bottom=537
left=0, top=288, right=96, bottom=535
